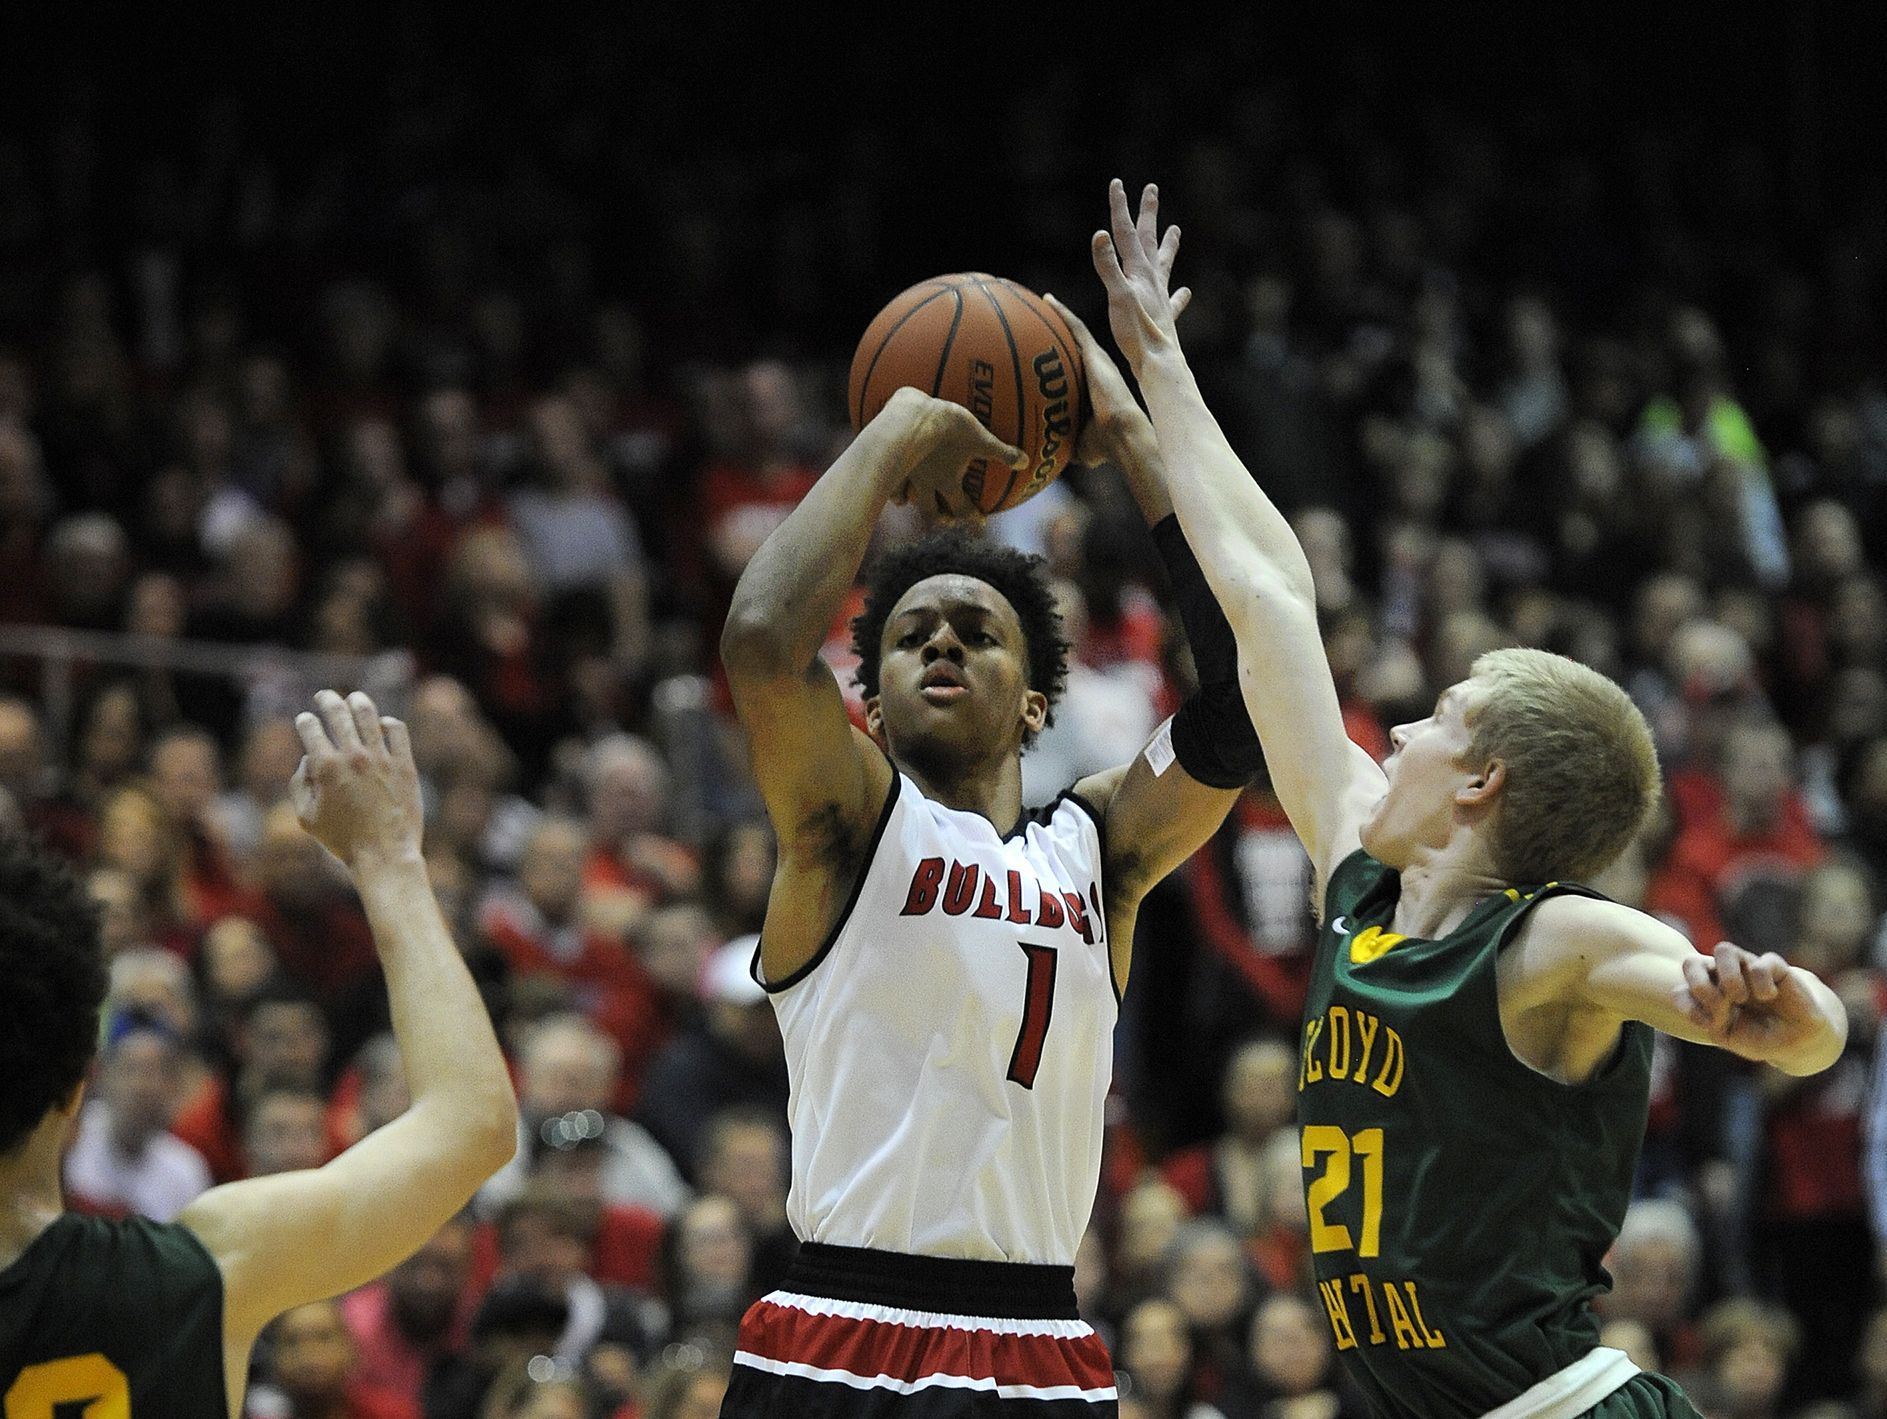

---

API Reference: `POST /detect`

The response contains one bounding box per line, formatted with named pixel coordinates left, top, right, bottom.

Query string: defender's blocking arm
left=1088, top=180, right=1384, bottom=892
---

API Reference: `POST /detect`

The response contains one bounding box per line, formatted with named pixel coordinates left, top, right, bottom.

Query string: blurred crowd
left=2, top=11, right=1886, bottom=1419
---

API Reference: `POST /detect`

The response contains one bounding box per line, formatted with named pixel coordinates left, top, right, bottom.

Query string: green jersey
left=1299, top=851, right=1656, bottom=1418
left=0, top=1213, right=225, bottom=1419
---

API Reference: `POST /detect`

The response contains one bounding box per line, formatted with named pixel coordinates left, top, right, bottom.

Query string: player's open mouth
left=921, top=684, right=970, bottom=704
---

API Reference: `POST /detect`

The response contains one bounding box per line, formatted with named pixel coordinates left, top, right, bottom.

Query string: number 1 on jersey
left=1006, top=942, right=1058, bottom=1089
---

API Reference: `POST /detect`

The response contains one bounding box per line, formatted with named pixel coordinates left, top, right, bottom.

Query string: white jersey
left=757, top=771, right=1116, bottom=1266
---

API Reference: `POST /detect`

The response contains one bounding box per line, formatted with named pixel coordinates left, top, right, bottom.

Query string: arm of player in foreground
left=1087, top=179, right=1383, bottom=892
left=720, top=391, right=1022, bottom=980
left=1044, top=296, right=1238, bottom=917
left=1508, top=893, right=1848, bottom=1077
left=180, top=693, right=519, bottom=1357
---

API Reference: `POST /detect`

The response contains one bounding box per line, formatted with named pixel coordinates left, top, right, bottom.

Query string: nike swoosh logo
left=1330, top=916, right=1350, bottom=935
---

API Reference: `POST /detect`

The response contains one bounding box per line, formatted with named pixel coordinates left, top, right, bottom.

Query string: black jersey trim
left=752, top=769, right=903, bottom=996
left=1007, top=786, right=1104, bottom=843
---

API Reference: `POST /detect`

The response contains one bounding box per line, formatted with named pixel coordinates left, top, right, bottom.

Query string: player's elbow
left=720, top=601, right=796, bottom=679
left=1220, top=565, right=1316, bottom=639
left=470, top=1089, right=523, bottom=1174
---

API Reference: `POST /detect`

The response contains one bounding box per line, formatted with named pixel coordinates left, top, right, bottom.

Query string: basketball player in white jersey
left=717, top=313, right=1263, bottom=1413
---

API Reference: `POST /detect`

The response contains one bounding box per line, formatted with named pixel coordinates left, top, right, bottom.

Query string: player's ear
left=1456, top=758, right=1506, bottom=808
left=864, top=696, right=887, bottom=746
left=1020, top=688, right=1048, bottom=738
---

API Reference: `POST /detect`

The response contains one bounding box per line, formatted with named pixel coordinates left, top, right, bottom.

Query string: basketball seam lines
left=928, top=287, right=965, bottom=399
left=970, top=277, right=1026, bottom=513
left=854, top=286, right=953, bottom=431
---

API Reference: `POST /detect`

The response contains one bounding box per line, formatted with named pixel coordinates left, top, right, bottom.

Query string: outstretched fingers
left=1157, top=222, right=1182, bottom=281
left=346, top=690, right=386, bottom=753
left=1108, top=179, right=1147, bottom=274
left=1136, top=182, right=1160, bottom=256
left=315, top=688, right=363, bottom=753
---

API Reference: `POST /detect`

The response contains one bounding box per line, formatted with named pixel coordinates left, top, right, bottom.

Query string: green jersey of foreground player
left=0, top=690, right=517, bottom=1417
left=1061, top=180, right=1846, bottom=1419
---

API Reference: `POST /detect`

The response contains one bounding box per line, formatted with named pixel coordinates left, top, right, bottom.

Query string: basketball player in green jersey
left=0, top=690, right=517, bottom=1417
left=1067, top=180, right=1847, bottom=1418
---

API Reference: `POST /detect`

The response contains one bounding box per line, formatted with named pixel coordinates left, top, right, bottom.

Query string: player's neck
left=1390, top=838, right=1506, bottom=939
left=899, top=755, right=1025, bottom=833
left=0, top=1112, right=73, bottom=1270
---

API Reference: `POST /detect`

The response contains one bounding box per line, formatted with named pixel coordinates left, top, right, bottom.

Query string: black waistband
left=781, top=1242, right=1080, bottom=1321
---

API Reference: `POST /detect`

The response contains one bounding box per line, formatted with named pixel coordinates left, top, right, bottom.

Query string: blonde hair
left=1466, top=648, right=1661, bottom=884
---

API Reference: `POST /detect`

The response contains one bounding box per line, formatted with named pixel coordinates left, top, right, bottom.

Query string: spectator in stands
left=633, top=902, right=724, bottom=1027
left=340, top=1213, right=480, bottom=1409
left=193, top=913, right=279, bottom=1052
left=0, top=694, right=92, bottom=857
left=248, top=799, right=381, bottom=1049
left=1682, top=1297, right=1798, bottom=1419
left=481, top=1012, right=686, bottom=1219
left=694, top=1106, right=792, bottom=1291
left=509, top=393, right=651, bottom=678
left=1117, top=1296, right=1226, bottom=1419
left=1161, top=1037, right=1299, bottom=1235
left=212, top=714, right=303, bottom=866
left=579, top=733, right=698, bottom=917
left=91, top=782, right=195, bottom=952
left=173, top=979, right=330, bottom=1181
left=330, top=1032, right=412, bottom=1150
left=1651, top=716, right=1824, bottom=952
left=147, top=723, right=246, bottom=924
left=1749, top=856, right=1881, bottom=1396
left=476, top=1365, right=592, bottom=1419
left=1115, top=1176, right=1191, bottom=1312
left=242, top=1082, right=331, bottom=1176
left=1597, top=1200, right=1704, bottom=1375
left=656, top=1194, right=754, bottom=1352
left=423, top=1279, right=570, bottom=1419
left=260, top=1298, right=419, bottom=1419
left=479, top=817, right=666, bottom=1089
left=61, top=1011, right=211, bottom=1220
left=637, top=1347, right=732, bottom=1419
left=634, top=937, right=787, bottom=1182
left=696, top=821, right=773, bottom=940
left=493, top=1185, right=651, bottom=1366
left=1218, top=1292, right=1362, bottom=1419
left=1163, top=1219, right=1259, bottom=1406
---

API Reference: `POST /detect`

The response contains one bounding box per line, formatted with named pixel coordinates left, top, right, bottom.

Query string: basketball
left=848, top=273, right=1087, bottom=516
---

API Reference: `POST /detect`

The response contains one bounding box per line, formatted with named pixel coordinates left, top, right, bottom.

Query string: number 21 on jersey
left=6, top=1354, right=131, bottom=1419
left=1302, top=1125, right=1384, bottom=1257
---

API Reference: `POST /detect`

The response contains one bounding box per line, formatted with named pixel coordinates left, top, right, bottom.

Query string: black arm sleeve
left=1151, top=514, right=1265, bottom=790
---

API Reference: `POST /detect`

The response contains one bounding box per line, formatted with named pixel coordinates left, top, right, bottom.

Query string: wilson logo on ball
left=1031, top=349, right=1072, bottom=490
left=848, top=273, right=1087, bottom=515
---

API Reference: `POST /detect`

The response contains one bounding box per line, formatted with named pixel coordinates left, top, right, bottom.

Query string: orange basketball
left=848, top=273, right=1086, bottom=516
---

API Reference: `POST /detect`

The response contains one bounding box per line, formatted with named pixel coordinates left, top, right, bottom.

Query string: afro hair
left=850, top=528, right=1069, bottom=749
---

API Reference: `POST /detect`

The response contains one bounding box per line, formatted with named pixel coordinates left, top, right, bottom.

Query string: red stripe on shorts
left=738, top=1298, right=1115, bottom=1391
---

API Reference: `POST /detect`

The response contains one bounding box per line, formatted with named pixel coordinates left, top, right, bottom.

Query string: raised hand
left=880, top=386, right=1026, bottom=522
left=1678, top=940, right=1838, bottom=1066
left=1043, top=293, right=1162, bottom=471
left=291, top=690, right=424, bottom=868
left=1090, top=179, right=1190, bottom=370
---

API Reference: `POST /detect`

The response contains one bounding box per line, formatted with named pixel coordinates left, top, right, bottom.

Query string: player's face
left=869, top=574, right=1046, bottom=772
left=1361, top=679, right=1488, bottom=868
